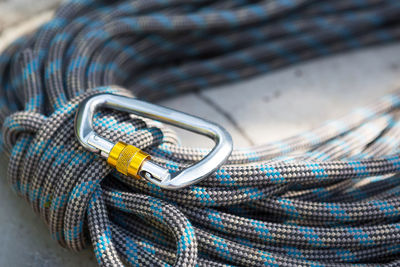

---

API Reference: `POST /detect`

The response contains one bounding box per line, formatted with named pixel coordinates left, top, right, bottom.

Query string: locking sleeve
left=107, top=141, right=150, bottom=179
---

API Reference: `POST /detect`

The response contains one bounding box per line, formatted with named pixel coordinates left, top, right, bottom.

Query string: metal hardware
left=107, top=141, right=150, bottom=179
left=74, top=93, right=233, bottom=190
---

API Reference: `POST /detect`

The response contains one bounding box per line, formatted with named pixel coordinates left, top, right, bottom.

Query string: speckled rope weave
left=2, top=0, right=400, bottom=266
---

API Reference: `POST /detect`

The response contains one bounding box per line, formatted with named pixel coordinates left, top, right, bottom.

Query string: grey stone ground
left=1, top=2, right=400, bottom=266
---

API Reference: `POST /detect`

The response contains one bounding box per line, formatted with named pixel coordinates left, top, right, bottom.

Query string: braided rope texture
left=2, top=0, right=400, bottom=266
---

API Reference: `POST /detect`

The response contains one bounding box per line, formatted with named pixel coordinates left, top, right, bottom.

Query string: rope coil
left=2, top=0, right=400, bottom=266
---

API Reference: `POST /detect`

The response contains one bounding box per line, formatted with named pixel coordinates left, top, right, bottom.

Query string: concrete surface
left=1, top=3, right=400, bottom=266
left=0, top=0, right=60, bottom=32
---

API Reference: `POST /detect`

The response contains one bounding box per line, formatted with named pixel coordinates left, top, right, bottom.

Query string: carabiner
left=74, top=93, right=233, bottom=190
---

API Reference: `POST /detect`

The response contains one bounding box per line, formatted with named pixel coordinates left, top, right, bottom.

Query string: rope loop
left=2, top=86, right=198, bottom=265
left=2, top=111, right=47, bottom=151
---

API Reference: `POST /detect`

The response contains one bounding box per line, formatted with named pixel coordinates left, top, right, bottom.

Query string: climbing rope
left=2, top=0, right=400, bottom=265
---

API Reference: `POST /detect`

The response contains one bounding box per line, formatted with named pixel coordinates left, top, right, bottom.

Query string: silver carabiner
left=74, top=93, right=233, bottom=190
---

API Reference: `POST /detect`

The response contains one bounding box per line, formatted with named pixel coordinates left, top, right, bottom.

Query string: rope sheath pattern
left=2, top=0, right=400, bottom=266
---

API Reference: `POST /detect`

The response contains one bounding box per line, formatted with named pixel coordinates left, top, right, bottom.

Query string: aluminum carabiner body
left=74, top=93, right=233, bottom=190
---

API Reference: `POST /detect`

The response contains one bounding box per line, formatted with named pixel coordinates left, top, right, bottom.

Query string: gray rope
left=2, top=0, right=400, bottom=266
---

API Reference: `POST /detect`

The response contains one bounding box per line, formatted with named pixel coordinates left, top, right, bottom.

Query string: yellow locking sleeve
left=107, top=141, right=150, bottom=179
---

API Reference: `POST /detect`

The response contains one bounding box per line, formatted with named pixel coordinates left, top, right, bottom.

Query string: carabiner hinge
left=74, top=93, right=233, bottom=190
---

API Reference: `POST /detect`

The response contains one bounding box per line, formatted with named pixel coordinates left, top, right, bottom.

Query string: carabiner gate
left=74, top=93, right=233, bottom=190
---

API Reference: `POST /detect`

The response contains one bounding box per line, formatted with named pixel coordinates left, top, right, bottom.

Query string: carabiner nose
left=74, top=93, right=233, bottom=190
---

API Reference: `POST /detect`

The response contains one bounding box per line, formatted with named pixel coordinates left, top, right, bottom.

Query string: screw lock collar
left=107, top=141, right=150, bottom=179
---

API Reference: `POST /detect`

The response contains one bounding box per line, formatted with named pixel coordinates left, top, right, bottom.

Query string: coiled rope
left=2, top=0, right=400, bottom=266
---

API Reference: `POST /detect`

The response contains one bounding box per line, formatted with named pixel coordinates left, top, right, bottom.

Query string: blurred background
left=1, top=0, right=400, bottom=266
